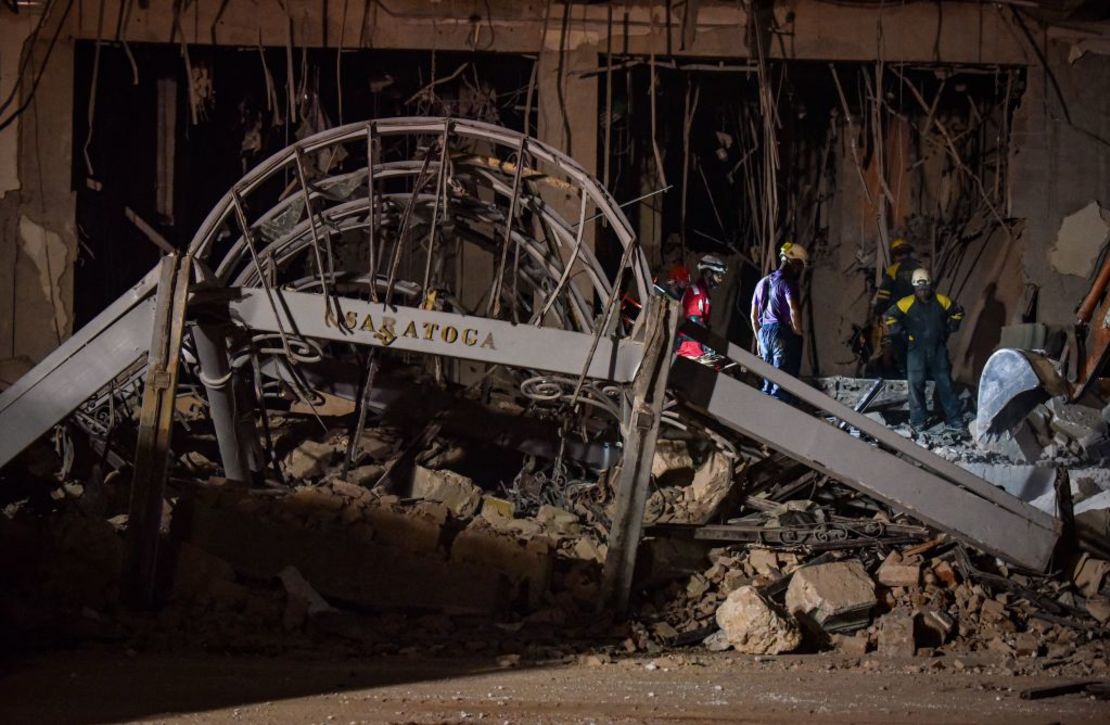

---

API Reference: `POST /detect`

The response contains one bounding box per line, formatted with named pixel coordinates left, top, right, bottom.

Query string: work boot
left=943, top=421, right=964, bottom=434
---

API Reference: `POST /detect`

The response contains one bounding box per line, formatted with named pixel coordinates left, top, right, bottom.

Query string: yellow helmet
left=780, top=241, right=809, bottom=265
left=890, top=238, right=912, bottom=253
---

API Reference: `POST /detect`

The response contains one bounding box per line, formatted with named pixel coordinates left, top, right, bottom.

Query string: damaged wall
left=0, top=18, right=76, bottom=366
left=1011, top=46, right=1110, bottom=326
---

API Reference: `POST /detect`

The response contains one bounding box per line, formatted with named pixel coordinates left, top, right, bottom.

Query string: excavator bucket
left=975, top=348, right=1069, bottom=439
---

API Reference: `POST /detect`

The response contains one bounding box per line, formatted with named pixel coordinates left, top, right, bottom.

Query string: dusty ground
left=2, top=649, right=1109, bottom=724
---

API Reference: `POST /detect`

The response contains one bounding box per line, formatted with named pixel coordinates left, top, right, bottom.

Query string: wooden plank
left=600, top=297, right=678, bottom=613
left=125, top=255, right=193, bottom=607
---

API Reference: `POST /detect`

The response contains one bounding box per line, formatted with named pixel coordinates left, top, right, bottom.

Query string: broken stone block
left=284, top=440, right=336, bottom=479
left=1013, top=632, right=1040, bottom=657
left=1047, top=398, right=1109, bottom=446
left=346, top=464, right=384, bottom=487
left=830, top=632, right=870, bottom=656
left=877, top=611, right=916, bottom=657
left=1070, top=553, right=1110, bottom=598
left=876, top=551, right=921, bottom=588
left=1087, top=595, right=1110, bottom=625
left=411, top=465, right=482, bottom=518
left=450, top=521, right=553, bottom=608
left=535, top=504, right=581, bottom=536
left=652, top=439, right=694, bottom=483
left=917, top=608, right=954, bottom=646
left=979, top=598, right=1007, bottom=624
left=715, top=585, right=801, bottom=655
left=688, top=450, right=733, bottom=512
left=785, top=560, right=877, bottom=633
left=747, top=548, right=783, bottom=579
left=932, top=560, right=958, bottom=589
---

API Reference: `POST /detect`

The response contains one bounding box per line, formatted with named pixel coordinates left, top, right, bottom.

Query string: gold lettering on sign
left=376, top=317, right=397, bottom=346
left=326, top=307, right=496, bottom=351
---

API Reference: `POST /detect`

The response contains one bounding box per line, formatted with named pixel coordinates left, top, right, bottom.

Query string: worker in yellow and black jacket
left=884, top=268, right=964, bottom=432
left=872, top=238, right=919, bottom=377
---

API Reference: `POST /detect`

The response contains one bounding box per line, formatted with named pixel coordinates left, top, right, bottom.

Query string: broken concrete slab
left=715, top=585, right=801, bottom=654
left=785, top=560, right=877, bottom=633
left=411, top=465, right=482, bottom=518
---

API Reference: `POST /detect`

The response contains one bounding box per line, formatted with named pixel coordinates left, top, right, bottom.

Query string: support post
left=192, top=322, right=252, bottom=482
left=600, top=296, right=678, bottom=615
left=124, top=254, right=192, bottom=608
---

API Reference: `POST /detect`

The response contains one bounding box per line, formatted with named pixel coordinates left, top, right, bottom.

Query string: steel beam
left=228, top=288, right=646, bottom=383
left=681, top=321, right=1057, bottom=531
left=0, top=268, right=159, bottom=469
left=671, top=359, right=1059, bottom=571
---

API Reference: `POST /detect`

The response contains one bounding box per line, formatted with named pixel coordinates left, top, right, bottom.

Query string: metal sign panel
left=228, top=289, right=646, bottom=383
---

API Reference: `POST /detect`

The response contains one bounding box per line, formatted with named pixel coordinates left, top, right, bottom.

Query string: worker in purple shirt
left=750, top=242, right=808, bottom=403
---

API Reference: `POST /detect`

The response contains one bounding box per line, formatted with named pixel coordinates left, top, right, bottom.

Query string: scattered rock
left=284, top=440, right=336, bottom=480
left=715, top=585, right=801, bottom=655
left=877, top=611, right=916, bottom=657
left=876, top=551, right=920, bottom=588
left=411, top=465, right=482, bottom=518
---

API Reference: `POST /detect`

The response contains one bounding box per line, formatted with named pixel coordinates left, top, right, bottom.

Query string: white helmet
left=911, top=268, right=932, bottom=287
left=780, top=241, right=809, bottom=265
left=697, top=254, right=727, bottom=275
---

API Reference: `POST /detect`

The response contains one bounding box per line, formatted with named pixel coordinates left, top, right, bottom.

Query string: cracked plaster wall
left=1011, top=45, right=1110, bottom=326
left=0, top=27, right=76, bottom=364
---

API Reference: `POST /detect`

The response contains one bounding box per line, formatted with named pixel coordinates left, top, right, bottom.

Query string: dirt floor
left=3, top=649, right=1109, bottom=724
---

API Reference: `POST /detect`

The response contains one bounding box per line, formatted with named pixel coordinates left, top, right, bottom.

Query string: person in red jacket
left=676, top=254, right=727, bottom=361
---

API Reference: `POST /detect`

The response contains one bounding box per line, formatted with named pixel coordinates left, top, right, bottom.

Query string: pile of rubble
left=631, top=540, right=1110, bottom=671
left=2, top=375, right=1109, bottom=676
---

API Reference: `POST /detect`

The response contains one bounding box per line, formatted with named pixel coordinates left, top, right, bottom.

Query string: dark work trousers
left=757, top=322, right=802, bottom=403
left=907, top=342, right=960, bottom=426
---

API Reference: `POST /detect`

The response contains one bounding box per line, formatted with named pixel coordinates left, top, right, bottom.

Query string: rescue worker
left=872, top=238, right=920, bottom=377
left=675, top=255, right=727, bottom=362
left=751, top=242, right=807, bottom=402
left=883, top=268, right=965, bottom=432
left=660, top=263, right=691, bottom=301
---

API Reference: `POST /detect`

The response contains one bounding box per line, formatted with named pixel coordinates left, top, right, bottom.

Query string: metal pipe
left=192, top=322, right=252, bottom=482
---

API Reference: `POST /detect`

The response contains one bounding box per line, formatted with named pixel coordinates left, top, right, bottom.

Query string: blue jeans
left=758, top=323, right=802, bottom=403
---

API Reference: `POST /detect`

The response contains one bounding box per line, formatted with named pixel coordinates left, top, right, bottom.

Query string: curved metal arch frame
left=190, top=117, right=652, bottom=325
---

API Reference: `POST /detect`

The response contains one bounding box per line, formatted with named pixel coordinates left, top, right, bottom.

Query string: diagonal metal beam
left=671, top=358, right=1058, bottom=572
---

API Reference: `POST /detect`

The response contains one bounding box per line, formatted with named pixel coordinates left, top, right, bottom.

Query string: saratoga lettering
left=324, top=309, right=494, bottom=350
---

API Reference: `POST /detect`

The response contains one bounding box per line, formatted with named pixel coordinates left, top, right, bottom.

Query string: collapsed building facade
left=2, top=0, right=1110, bottom=714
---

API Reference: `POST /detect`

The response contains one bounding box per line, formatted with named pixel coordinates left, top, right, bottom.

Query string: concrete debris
left=785, top=560, right=877, bottom=634
left=876, top=551, right=921, bottom=588
left=715, top=586, right=801, bottom=654
left=283, top=440, right=336, bottom=480
left=877, top=610, right=917, bottom=657
left=277, top=565, right=336, bottom=617
left=411, top=465, right=483, bottom=518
